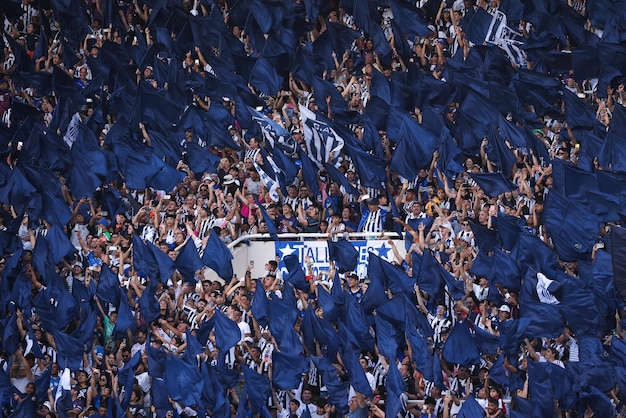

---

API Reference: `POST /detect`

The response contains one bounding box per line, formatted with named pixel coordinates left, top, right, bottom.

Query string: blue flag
left=282, top=254, right=309, bottom=292
left=174, top=238, right=204, bottom=284
left=52, top=331, right=84, bottom=371
left=258, top=203, right=279, bottom=241
left=361, top=264, right=389, bottom=314
left=327, top=238, right=358, bottom=273
left=324, top=163, right=359, bottom=196
left=114, top=287, right=137, bottom=339
left=442, top=322, right=480, bottom=367
left=132, top=234, right=158, bottom=280
left=138, top=278, right=161, bottom=324
left=385, top=361, right=407, bottom=418
left=271, top=350, right=309, bottom=390
left=519, top=299, right=564, bottom=339
left=390, top=0, right=433, bottom=37
left=317, top=284, right=338, bottom=324
left=214, top=309, right=242, bottom=351
left=202, top=230, right=234, bottom=281
left=390, top=115, right=440, bottom=179
left=96, top=265, right=121, bottom=307
left=469, top=172, right=518, bottom=198
left=414, top=249, right=443, bottom=300
left=544, top=189, right=602, bottom=261
left=251, top=279, right=270, bottom=327
left=165, top=355, right=202, bottom=408
left=456, top=393, right=487, bottom=418
left=249, top=57, right=283, bottom=96
left=369, top=251, right=415, bottom=296
left=118, top=351, right=142, bottom=410
left=242, top=366, right=272, bottom=415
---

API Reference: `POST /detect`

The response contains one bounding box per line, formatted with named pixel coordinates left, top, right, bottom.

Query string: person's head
left=231, top=307, right=243, bottom=322
left=486, top=398, right=499, bottom=414
left=214, top=291, right=226, bottom=306
left=292, top=129, right=304, bottom=143
left=98, top=402, right=109, bottom=417
left=423, top=397, right=435, bottom=413
left=436, top=302, right=446, bottom=316
left=489, top=385, right=501, bottom=399
left=72, top=261, right=84, bottom=275
left=498, top=305, right=510, bottom=321
left=545, top=346, right=559, bottom=361
left=306, top=205, right=319, bottom=218
left=348, top=396, right=359, bottom=412
left=438, top=223, right=451, bottom=237
left=126, top=387, right=140, bottom=405
left=465, top=294, right=478, bottom=310
left=289, top=399, right=300, bottom=413
left=399, top=362, right=411, bottom=377
left=75, top=369, right=88, bottom=383
left=314, top=398, right=327, bottom=414
left=136, top=330, right=147, bottom=344
left=174, top=229, right=185, bottom=244
left=25, top=381, right=36, bottom=396
left=457, top=366, right=470, bottom=379
left=302, top=389, right=312, bottom=403
left=348, top=273, right=359, bottom=288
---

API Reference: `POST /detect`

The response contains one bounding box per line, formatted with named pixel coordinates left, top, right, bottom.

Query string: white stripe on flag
left=253, top=160, right=280, bottom=202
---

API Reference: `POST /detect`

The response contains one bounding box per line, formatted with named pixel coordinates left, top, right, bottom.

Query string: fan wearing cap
left=426, top=218, right=455, bottom=263
left=64, top=261, right=84, bottom=294
left=358, top=195, right=388, bottom=234
left=221, top=173, right=239, bottom=196
left=180, top=126, right=205, bottom=151
left=142, top=65, right=155, bottom=84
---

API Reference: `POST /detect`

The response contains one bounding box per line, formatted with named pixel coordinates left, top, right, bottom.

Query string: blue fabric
left=202, top=230, right=234, bottom=281
left=327, top=238, right=358, bottom=273
left=165, top=355, right=202, bottom=408
left=174, top=238, right=204, bottom=284
left=442, top=321, right=481, bottom=367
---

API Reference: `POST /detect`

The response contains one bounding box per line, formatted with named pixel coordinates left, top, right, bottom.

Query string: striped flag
left=253, top=160, right=280, bottom=202
left=249, top=106, right=297, bottom=154
left=299, top=104, right=344, bottom=167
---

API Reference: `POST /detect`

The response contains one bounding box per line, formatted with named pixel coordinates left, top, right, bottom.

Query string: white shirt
left=237, top=321, right=251, bottom=342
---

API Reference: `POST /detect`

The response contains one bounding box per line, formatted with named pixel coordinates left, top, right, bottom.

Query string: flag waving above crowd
left=0, top=0, right=625, bottom=417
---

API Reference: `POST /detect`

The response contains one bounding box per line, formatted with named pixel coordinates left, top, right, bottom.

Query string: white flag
left=299, top=104, right=344, bottom=167
left=55, top=367, right=72, bottom=409
left=536, top=272, right=560, bottom=305
left=253, top=160, right=280, bottom=202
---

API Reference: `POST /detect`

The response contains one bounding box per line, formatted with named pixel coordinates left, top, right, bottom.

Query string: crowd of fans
left=0, top=0, right=625, bottom=417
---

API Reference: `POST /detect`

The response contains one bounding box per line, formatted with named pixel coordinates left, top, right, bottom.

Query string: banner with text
left=275, top=240, right=398, bottom=279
